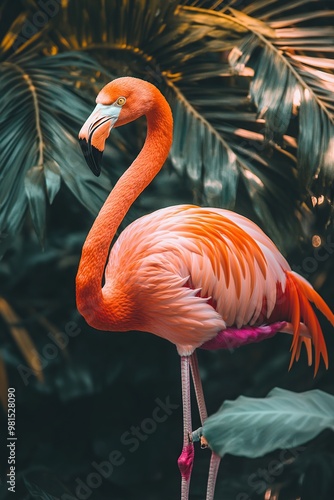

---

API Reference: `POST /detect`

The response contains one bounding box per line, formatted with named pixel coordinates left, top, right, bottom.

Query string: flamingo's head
left=78, top=76, right=158, bottom=176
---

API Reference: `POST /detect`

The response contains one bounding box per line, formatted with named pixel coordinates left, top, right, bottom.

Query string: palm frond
left=52, top=0, right=243, bottom=79
left=167, top=72, right=303, bottom=248
left=49, top=0, right=307, bottom=247
left=2, top=0, right=334, bottom=251
left=226, top=1, right=334, bottom=191
left=0, top=42, right=113, bottom=251
left=168, top=81, right=240, bottom=208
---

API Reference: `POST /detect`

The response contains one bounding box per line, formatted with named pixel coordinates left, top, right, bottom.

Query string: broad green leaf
left=203, top=388, right=334, bottom=458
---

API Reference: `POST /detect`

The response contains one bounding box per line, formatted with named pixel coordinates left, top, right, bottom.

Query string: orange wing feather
left=100, top=204, right=333, bottom=371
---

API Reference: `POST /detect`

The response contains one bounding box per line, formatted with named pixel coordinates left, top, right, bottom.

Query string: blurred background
left=0, top=1, right=333, bottom=498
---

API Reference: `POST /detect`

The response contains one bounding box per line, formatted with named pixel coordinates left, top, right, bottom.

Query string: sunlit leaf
left=227, top=0, right=334, bottom=191
left=2, top=0, right=334, bottom=250
left=0, top=297, right=44, bottom=382
left=229, top=7, right=276, bottom=37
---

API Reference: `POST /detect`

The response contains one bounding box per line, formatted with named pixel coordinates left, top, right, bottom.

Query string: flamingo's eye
left=116, top=97, right=126, bottom=106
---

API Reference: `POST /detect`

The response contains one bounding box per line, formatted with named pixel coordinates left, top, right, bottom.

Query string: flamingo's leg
left=205, top=452, right=221, bottom=500
left=190, top=352, right=221, bottom=500
left=178, top=355, right=194, bottom=500
left=190, top=352, right=207, bottom=423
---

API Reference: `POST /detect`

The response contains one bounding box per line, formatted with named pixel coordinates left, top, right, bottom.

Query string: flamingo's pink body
left=78, top=202, right=330, bottom=367
left=76, top=77, right=333, bottom=500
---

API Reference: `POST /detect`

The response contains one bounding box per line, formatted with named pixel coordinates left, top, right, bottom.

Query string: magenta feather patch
left=200, top=322, right=287, bottom=350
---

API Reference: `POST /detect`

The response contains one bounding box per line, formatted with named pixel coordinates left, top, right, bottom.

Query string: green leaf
left=52, top=0, right=304, bottom=245
left=44, top=160, right=61, bottom=204
left=0, top=48, right=111, bottom=243
left=24, top=166, right=46, bottom=246
left=2, top=0, right=334, bottom=251
left=168, top=82, right=239, bottom=209
left=227, top=1, right=334, bottom=190
left=203, top=388, right=334, bottom=458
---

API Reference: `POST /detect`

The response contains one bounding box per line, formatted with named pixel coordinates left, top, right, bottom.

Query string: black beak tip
left=79, top=138, right=103, bottom=177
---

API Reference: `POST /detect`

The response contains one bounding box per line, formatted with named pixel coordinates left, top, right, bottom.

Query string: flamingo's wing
left=105, top=205, right=333, bottom=370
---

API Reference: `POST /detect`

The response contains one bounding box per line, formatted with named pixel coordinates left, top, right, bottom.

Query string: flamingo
left=76, top=76, right=334, bottom=500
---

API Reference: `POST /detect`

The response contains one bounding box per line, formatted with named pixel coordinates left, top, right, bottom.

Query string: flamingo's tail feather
left=286, top=271, right=333, bottom=374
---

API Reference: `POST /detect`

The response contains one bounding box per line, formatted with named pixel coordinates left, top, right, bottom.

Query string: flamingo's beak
left=78, top=103, right=122, bottom=176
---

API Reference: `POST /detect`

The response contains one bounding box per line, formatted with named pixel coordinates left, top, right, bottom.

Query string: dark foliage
left=0, top=1, right=334, bottom=499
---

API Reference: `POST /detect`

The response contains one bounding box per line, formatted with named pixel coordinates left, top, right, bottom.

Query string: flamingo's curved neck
left=76, top=92, right=173, bottom=325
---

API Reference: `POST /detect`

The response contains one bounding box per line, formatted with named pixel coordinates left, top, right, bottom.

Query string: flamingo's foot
left=190, top=427, right=209, bottom=449
left=178, top=443, right=194, bottom=481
